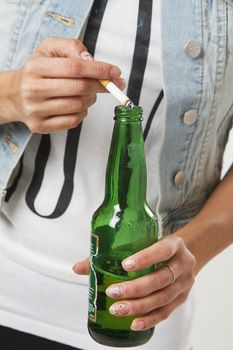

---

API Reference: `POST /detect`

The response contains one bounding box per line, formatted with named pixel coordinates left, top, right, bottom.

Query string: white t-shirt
left=0, top=1, right=194, bottom=349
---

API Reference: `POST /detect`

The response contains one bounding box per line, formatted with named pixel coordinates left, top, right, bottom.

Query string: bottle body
left=88, top=106, right=158, bottom=347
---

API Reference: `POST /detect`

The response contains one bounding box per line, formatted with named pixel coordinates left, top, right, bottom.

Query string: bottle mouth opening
left=114, top=105, right=143, bottom=121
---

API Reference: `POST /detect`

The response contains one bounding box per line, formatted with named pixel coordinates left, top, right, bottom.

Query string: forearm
left=0, top=70, right=20, bottom=125
left=175, top=165, right=233, bottom=275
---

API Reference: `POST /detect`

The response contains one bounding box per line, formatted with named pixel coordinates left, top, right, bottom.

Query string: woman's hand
left=0, top=37, right=124, bottom=132
left=73, top=235, right=196, bottom=331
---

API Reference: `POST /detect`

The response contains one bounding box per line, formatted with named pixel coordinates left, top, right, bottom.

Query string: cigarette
left=80, top=52, right=135, bottom=108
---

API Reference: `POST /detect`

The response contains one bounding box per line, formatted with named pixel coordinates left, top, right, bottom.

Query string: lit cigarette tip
left=126, top=101, right=135, bottom=109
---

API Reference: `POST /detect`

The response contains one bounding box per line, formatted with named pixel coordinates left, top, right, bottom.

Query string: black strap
left=25, top=0, right=109, bottom=218
left=143, top=90, right=164, bottom=141
left=127, top=0, right=153, bottom=105
left=25, top=129, right=82, bottom=218
left=83, top=0, right=109, bottom=55
left=5, top=155, right=24, bottom=202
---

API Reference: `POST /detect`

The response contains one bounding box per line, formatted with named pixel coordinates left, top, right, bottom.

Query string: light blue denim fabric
left=0, top=0, right=94, bottom=204
left=158, top=0, right=233, bottom=233
left=0, top=0, right=233, bottom=235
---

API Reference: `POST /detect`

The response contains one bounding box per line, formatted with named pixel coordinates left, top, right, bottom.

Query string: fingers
left=107, top=272, right=194, bottom=331
left=22, top=77, right=125, bottom=99
left=27, top=111, right=87, bottom=134
left=32, top=94, right=96, bottom=118
left=105, top=265, right=181, bottom=299
left=130, top=292, right=189, bottom=331
left=23, top=94, right=96, bottom=132
left=73, top=258, right=90, bottom=275
left=104, top=235, right=196, bottom=330
left=24, top=56, right=121, bottom=80
left=122, top=236, right=184, bottom=271
left=109, top=281, right=181, bottom=317
left=15, top=37, right=125, bottom=132
left=35, top=37, right=88, bottom=59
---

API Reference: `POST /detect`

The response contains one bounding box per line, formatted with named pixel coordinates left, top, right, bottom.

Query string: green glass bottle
left=88, top=105, right=158, bottom=347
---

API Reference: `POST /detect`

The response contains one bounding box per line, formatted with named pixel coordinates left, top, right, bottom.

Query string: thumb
left=73, top=257, right=90, bottom=275
left=35, top=37, right=87, bottom=59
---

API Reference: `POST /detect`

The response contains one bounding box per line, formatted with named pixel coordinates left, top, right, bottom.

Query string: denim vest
left=0, top=0, right=233, bottom=234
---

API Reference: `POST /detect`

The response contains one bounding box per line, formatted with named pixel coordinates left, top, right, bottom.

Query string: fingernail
left=80, top=51, right=93, bottom=61
left=109, top=303, right=130, bottom=316
left=131, top=320, right=145, bottom=331
left=122, top=259, right=135, bottom=271
left=106, top=285, right=123, bottom=298
left=72, top=263, right=81, bottom=273
left=110, top=66, right=121, bottom=78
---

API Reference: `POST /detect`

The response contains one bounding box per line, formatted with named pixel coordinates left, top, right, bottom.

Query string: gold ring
left=166, top=264, right=176, bottom=285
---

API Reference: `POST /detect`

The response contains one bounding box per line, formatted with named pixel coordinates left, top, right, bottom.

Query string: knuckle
left=137, top=249, right=155, bottom=267
left=23, top=104, right=37, bottom=120
left=41, top=36, right=54, bottom=47
left=81, top=109, right=88, bottom=119
left=134, top=302, right=144, bottom=315
left=175, top=236, right=184, bottom=247
left=27, top=119, right=41, bottom=133
left=128, top=283, right=141, bottom=298
left=91, top=94, right=97, bottom=105
left=21, top=80, right=42, bottom=99
left=76, top=110, right=87, bottom=123
left=86, top=94, right=97, bottom=108
left=76, top=79, right=87, bottom=93
left=70, top=60, right=82, bottom=77
left=21, top=79, right=32, bottom=99
left=71, top=99, right=84, bottom=113
left=156, top=269, right=169, bottom=287
left=189, top=272, right=195, bottom=286
left=162, top=243, right=173, bottom=259
left=97, top=62, right=108, bottom=77
left=158, top=291, right=171, bottom=306
left=182, top=251, right=196, bottom=271
left=23, top=58, right=36, bottom=74
left=76, top=39, right=85, bottom=49
left=189, top=252, right=196, bottom=268
left=144, top=318, right=155, bottom=329
left=179, top=293, right=188, bottom=304
left=70, top=39, right=81, bottom=52
left=68, top=116, right=80, bottom=129
left=159, top=309, right=170, bottom=321
left=184, top=271, right=195, bottom=289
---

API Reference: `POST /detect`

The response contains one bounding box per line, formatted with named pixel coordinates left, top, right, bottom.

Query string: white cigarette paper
left=99, top=80, right=130, bottom=106
left=80, top=51, right=134, bottom=107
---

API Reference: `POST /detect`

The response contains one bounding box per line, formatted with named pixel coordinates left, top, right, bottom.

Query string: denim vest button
left=0, top=189, right=7, bottom=200
left=183, top=110, right=198, bottom=125
left=174, top=171, right=186, bottom=187
left=184, top=42, right=202, bottom=59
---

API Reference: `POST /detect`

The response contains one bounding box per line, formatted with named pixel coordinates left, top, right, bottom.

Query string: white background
left=191, top=129, right=233, bottom=349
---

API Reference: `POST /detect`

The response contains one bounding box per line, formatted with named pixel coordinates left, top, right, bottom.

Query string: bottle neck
left=104, top=106, right=147, bottom=209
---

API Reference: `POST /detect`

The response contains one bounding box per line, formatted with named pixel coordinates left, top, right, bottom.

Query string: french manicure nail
left=122, top=259, right=135, bottom=270
left=131, top=320, right=145, bottom=331
left=80, top=51, right=93, bottom=60
left=109, top=303, right=130, bottom=316
left=106, top=285, right=123, bottom=298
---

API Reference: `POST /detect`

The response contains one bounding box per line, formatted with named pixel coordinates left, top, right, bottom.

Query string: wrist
left=173, top=217, right=214, bottom=275
left=174, top=198, right=233, bottom=275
